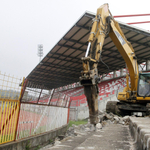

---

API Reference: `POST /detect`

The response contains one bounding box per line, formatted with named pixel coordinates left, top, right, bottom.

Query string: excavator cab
left=138, top=73, right=150, bottom=97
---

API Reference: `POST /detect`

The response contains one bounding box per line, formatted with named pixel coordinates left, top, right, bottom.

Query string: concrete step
left=129, top=117, right=150, bottom=150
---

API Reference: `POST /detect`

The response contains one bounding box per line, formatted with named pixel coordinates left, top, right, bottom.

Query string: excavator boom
left=80, top=3, right=150, bottom=124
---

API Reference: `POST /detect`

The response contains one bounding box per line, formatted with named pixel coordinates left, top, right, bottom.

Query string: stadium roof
left=26, top=11, right=150, bottom=89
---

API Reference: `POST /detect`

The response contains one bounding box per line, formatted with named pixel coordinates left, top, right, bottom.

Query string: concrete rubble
left=65, top=112, right=131, bottom=136
left=40, top=112, right=132, bottom=150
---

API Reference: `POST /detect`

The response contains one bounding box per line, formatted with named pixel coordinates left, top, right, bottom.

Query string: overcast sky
left=0, top=0, right=150, bottom=78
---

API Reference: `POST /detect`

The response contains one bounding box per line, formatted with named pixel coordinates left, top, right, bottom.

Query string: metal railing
left=0, top=100, right=20, bottom=144
left=0, top=72, right=23, bottom=144
left=0, top=72, right=70, bottom=145
left=16, top=80, right=70, bottom=140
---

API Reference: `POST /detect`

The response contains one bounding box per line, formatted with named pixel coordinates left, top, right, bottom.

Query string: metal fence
left=0, top=72, right=23, bottom=144
left=0, top=99, right=20, bottom=144
left=0, top=72, right=70, bottom=145
left=16, top=80, right=70, bottom=140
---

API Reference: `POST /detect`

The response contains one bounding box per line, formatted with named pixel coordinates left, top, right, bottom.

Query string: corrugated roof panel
left=65, top=41, right=75, bottom=46
left=71, top=28, right=89, bottom=40
left=64, top=26, right=80, bottom=39
left=47, top=58, right=55, bottom=63
left=51, top=45, right=60, bottom=53
left=77, top=16, right=91, bottom=26
left=131, top=34, right=146, bottom=41
left=80, top=34, right=89, bottom=43
left=70, top=50, right=82, bottom=57
left=52, top=60, right=61, bottom=64
left=139, top=37, right=150, bottom=43
left=58, top=39, right=66, bottom=45
left=73, top=43, right=82, bottom=48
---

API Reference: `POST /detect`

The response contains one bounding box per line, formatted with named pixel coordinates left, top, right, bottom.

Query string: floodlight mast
left=37, top=44, right=43, bottom=62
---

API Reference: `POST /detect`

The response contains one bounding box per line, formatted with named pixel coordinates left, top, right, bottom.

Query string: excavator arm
left=80, top=3, right=139, bottom=124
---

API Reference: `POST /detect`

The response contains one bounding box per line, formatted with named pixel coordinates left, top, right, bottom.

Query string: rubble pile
left=66, top=112, right=130, bottom=137
left=99, top=112, right=130, bottom=126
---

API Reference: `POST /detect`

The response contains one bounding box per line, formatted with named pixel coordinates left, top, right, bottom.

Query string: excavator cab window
left=138, top=73, right=150, bottom=97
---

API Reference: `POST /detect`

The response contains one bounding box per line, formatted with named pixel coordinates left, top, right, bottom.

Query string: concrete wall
left=73, top=90, right=120, bottom=121
left=70, top=95, right=118, bottom=121
left=0, top=124, right=68, bottom=150
left=69, top=84, right=124, bottom=121
left=77, top=94, right=118, bottom=120
left=98, top=94, right=118, bottom=112
left=78, top=106, right=89, bottom=120
left=69, top=108, right=78, bottom=121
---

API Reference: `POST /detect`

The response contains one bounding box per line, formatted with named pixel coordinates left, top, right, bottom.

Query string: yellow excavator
left=80, top=3, right=150, bottom=125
